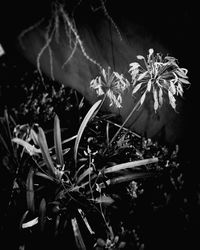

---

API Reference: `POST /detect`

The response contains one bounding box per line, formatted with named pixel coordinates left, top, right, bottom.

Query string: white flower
left=90, top=66, right=130, bottom=108
left=129, top=48, right=191, bottom=111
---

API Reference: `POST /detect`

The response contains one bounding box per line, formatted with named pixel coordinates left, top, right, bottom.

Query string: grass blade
left=37, top=127, right=55, bottom=178
left=105, top=172, right=153, bottom=186
left=39, top=198, right=46, bottom=232
left=12, top=138, right=41, bottom=155
left=22, top=217, right=38, bottom=229
left=103, top=158, right=158, bottom=174
left=71, top=217, right=86, bottom=250
left=78, top=209, right=95, bottom=235
left=26, top=167, right=35, bottom=213
left=77, top=167, right=93, bottom=185
left=54, top=115, right=64, bottom=167
left=91, top=195, right=115, bottom=205
left=74, top=100, right=102, bottom=168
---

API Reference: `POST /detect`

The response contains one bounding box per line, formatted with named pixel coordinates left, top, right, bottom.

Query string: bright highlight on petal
left=129, top=48, right=191, bottom=111
left=90, top=66, right=130, bottom=108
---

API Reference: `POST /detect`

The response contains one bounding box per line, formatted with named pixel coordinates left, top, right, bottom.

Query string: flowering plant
left=91, top=49, right=190, bottom=112
left=90, top=48, right=191, bottom=146
left=90, top=66, right=130, bottom=108
left=129, top=48, right=190, bottom=111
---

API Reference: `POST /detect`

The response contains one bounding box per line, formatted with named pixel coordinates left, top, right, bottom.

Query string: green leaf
left=22, top=217, right=38, bottom=229
left=12, top=138, right=41, bottom=155
left=74, top=100, right=102, bottom=167
left=54, top=115, right=64, bottom=167
left=30, top=128, right=39, bottom=145
left=103, top=158, right=158, bottom=174
left=91, top=195, right=114, bottom=205
left=37, top=127, right=55, bottom=178
left=39, top=198, right=46, bottom=232
left=19, top=210, right=29, bottom=230
left=78, top=209, right=95, bottom=235
left=77, top=167, right=93, bottom=185
left=35, top=172, right=54, bottom=182
left=0, top=133, right=10, bottom=154
left=71, top=218, right=86, bottom=250
left=26, top=167, right=35, bottom=213
left=105, top=172, right=153, bottom=185
left=54, top=214, right=60, bottom=237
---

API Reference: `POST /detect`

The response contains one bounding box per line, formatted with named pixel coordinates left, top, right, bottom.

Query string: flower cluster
left=129, top=48, right=190, bottom=111
left=90, top=49, right=190, bottom=112
left=90, top=66, right=130, bottom=108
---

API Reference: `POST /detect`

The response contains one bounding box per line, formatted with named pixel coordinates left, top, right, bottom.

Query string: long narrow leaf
left=103, top=158, right=158, bottom=174
left=74, top=100, right=102, bottom=167
left=22, top=217, right=38, bottom=229
left=105, top=172, right=154, bottom=186
left=12, top=138, right=41, bottom=155
left=54, top=115, right=64, bottom=166
left=77, top=167, right=93, bottom=184
left=54, top=214, right=60, bottom=237
left=19, top=210, right=29, bottom=230
left=78, top=209, right=95, bottom=235
left=4, top=109, right=15, bottom=156
left=26, top=167, right=35, bottom=213
left=39, top=198, right=46, bottom=232
left=90, top=195, right=115, bottom=205
left=0, top=133, right=10, bottom=154
left=71, top=218, right=86, bottom=250
left=30, top=128, right=39, bottom=145
left=37, top=127, right=55, bottom=178
left=4, top=109, right=13, bottom=145
left=35, top=172, right=55, bottom=182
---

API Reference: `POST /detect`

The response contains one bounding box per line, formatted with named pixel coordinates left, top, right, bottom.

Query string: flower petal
left=137, top=55, right=145, bottom=60
left=159, top=88, right=163, bottom=106
left=168, top=91, right=176, bottom=110
left=147, top=79, right=152, bottom=92
left=140, top=91, right=147, bottom=106
left=132, top=82, right=143, bottom=95
left=129, top=62, right=140, bottom=70
left=137, top=71, right=148, bottom=81
left=153, top=88, right=159, bottom=111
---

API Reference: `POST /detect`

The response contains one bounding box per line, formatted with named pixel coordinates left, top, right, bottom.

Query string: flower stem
left=108, top=98, right=142, bottom=146
left=92, top=94, right=107, bottom=119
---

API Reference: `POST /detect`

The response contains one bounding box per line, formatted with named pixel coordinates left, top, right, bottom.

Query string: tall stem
left=109, top=98, right=141, bottom=146
left=92, top=94, right=107, bottom=118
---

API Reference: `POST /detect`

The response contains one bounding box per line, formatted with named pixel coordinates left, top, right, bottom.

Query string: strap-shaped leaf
left=74, top=100, right=102, bottom=167
left=78, top=209, right=95, bottom=235
left=37, top=127, right=55, bottom=178
left=103, top=158, right=158, bottom=174
left=22, top=217, right=38, bottom=229
left=77, top=167, right=93, bottom=185
left=54, top=115, right=64, bottom=166
left=105, top=172, right=154, bottom=186
left=12, top=138, right=41, bottom=155
left=39, top=198, right=46, bottom=232
left=26, top=167, right=35, bottom=213
left=71, top=218, right=86, bottom=250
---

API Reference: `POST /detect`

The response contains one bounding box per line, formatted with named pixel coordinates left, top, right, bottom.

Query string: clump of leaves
left=10, top=99, right=164, bottom=250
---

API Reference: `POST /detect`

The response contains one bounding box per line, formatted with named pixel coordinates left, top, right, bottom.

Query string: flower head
left=129, top=48, right=190, bottom=111
left=90, top=66, right=130, bottom=108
